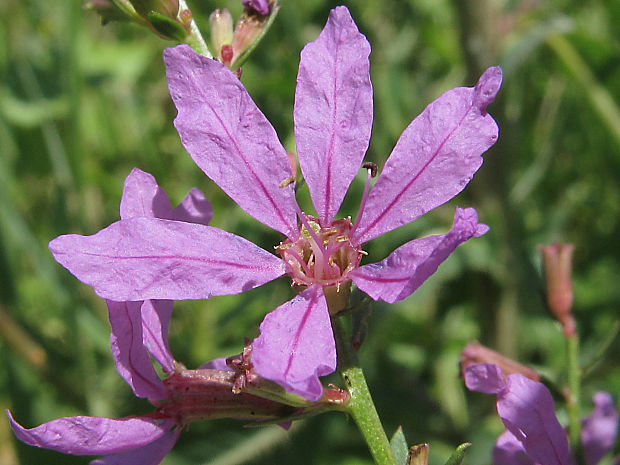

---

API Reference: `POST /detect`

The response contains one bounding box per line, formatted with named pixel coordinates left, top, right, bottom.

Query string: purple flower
left=49, top=6, right=501, bottom=401
left=8, top=171, right=295, bottom=464
left=242, top=0, right=270, bottom=15
left=582, top=392, right=619, bottom=465
left=464, top=363, right=619, bottom=465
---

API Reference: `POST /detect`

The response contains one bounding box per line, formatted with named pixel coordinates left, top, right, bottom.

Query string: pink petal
left=350, top=207, right=488, bottom=303
left=171, top=187, right=213, bottom=225
left=493, top=430, right=537, bottom=465
left=49, top=218, right=286, bottom=301
left=108, top=300, right=167, bottom=399
left=252, top=286, right=336, bottom=401
left=141, top=300, right=175, bottom=374
left=464, top=363, right=506, bottom=394
left=120, top=169, right=173, bottom=220
left=582, top=392, right=618, bottom=465
left=294, top=6, right=372, bottom=225
left=7, top=410, right=175, bottom=455
left=120, top=169, right=212, bottom=226
left=498, top=374, right=570, bottom=465
left=164, top=45, right=298, bottom=238
left=199, top=357, right=232, bottom=370
left=351, top=66, right=502, bottom=245
left=90, top=428, right=180, bottom=465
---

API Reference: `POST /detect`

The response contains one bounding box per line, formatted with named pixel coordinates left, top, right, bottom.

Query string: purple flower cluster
left=6, top=4, right=507, bottom=463
left=465, top=363, right=619, bottom=465
left=47, top=6, right=501, bottom=401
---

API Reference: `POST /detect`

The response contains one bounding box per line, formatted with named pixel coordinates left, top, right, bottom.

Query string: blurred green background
left=1, top=0, right=619, bottom=464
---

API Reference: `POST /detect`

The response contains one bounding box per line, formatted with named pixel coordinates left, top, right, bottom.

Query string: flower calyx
left=156, top=366, right=295, bottom=424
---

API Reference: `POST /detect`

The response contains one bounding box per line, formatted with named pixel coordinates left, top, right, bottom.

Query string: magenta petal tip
left=464, top=363, right=506, bottom=394
left=473, top=66, right=503, bottom=112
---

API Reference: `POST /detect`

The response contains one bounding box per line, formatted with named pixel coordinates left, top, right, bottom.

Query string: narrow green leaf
left=443, top=442, right=472, bottom=465
left=390, top=426, right=409, bottom=465
left=583, top=320, right=620, bottom=379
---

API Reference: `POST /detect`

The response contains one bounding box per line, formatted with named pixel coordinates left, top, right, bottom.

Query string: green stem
left=178, top=0, right=213, bottom=58
left=566, top=334, right=583, bottom=464
left=333, top=318, right=398, bottom=465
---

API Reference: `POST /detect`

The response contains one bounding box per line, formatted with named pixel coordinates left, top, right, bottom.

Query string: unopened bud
left=159, top=0, right=179, bottom=18
left=460, top=341, right=540, bottom=381
left=232, top=14, right=264, bottom=63
left=210, top=8, right=234, bottom=63
left=540, top=243, right=575, bottom=336
left=178, top=8, right=193, bottom=27
left=159, top=367, right=295, bottom=422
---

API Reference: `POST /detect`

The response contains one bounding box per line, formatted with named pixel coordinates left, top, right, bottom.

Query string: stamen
left=308, top=237, right=326, bottom=279
left=349, top=165, right=376, bottom=240
left=323, top=237, right=341, bottom=278
left=292, top=202, right=328, bottom=266
left=325, top=239, right=346, bottom=258
left=362, top=161, right=378, bottom=178
left=286, top=248, right=312, bottom=276
left=279, top=175, right=295, bottom=188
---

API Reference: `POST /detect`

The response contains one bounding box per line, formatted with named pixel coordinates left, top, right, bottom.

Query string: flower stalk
left=333, top=318, right=398, bottom=465
left=178, top=0, right=212, bottom=58
left=567, top=333, right=583, bottom=464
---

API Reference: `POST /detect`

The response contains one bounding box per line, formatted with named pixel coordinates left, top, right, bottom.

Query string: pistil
left=349, top=162, right=377, bottom=242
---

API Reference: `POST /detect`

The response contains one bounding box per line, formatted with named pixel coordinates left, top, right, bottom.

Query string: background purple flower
left=465, top=363, right=619, bottom=465
left=48, top=6, right=501, bottom=401
left=582, top=392, right=619, bottom=465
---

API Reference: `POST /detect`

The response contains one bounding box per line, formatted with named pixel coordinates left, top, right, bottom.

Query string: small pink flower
left=49, top=6, right=501, bottom=400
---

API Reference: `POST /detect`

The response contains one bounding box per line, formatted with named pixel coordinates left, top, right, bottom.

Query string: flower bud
left=460, top=341, right=540, bottom=381
left=209, top=8, right=234, bottom=63
left=159, top=367, right=297, bottom=422
left=540, top=243, right=575, bottom=336
left=232, top=13, right=264, bottom=63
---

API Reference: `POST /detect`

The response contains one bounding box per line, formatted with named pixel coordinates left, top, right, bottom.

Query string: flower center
left=276, top=215, right=363, bottom=288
